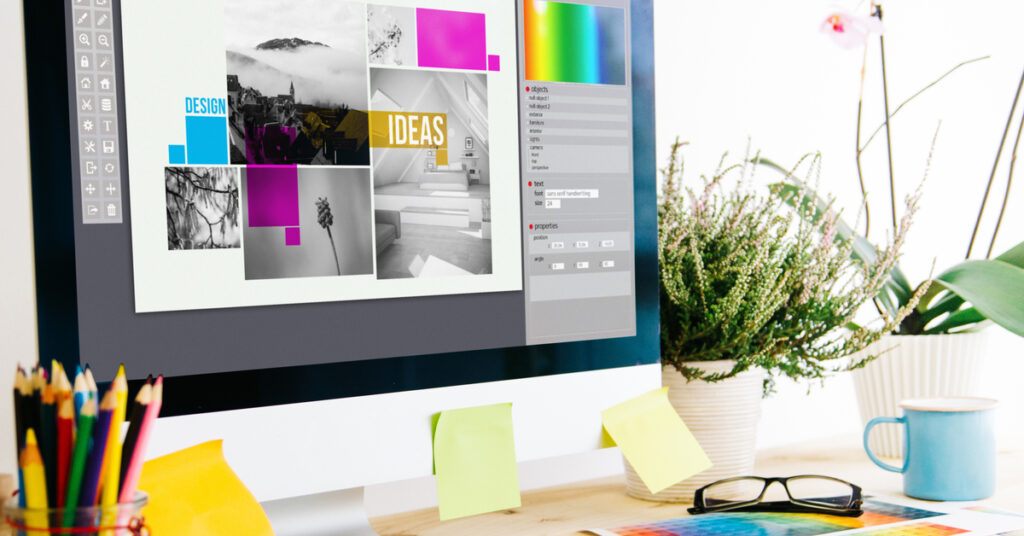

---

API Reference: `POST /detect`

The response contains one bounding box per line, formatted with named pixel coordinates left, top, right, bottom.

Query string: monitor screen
left=26, top=0, right=657, bottom=416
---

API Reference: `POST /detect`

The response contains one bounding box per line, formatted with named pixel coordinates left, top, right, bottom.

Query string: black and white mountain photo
left=224, top=0, right=370, bottom=165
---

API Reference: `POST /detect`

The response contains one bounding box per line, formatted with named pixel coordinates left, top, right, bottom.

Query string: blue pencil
left=72, top=366, right=86, bottom=420
left=79, top=390, right=114, bottom=507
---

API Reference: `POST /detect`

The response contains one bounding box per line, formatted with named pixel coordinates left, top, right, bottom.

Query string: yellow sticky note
left=433, top=402, right=521, bottom=521
left=137, top=440, right=274, bottom=536
left=602, top=387, right=712, bottom=494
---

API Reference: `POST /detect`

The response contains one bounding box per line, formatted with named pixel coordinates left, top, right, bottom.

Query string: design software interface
left=64, top=0, right=637, bottom=378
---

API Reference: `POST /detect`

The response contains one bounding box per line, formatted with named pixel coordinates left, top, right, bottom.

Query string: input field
left=530, top=128, right=629, bottom=138
left=527, top=112, right=629, bottom=122
left=529, top=271, right=632, bottom=302
left=545, top=189, right=600, bottom=199
left=545, top=95, right=629, bottom=105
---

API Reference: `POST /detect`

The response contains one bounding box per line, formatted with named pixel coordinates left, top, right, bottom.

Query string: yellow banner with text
left=369, top=111, right=449, bottom=165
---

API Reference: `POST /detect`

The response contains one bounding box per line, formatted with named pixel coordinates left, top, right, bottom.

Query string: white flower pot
left=851, top=332, right=990, bottom=459
left=624, top=361, right=764, bottom=503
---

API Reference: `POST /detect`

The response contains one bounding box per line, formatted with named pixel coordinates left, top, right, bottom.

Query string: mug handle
left=863, top=416, right=907, bottom=473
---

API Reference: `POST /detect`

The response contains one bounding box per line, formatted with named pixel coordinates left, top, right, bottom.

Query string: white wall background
left=3, top=0, right=1023, bottom=517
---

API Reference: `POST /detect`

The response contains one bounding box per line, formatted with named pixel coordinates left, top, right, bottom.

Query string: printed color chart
left=523, top=0, right=626, bottom=85
left=599, top=500, right=950, bottom=536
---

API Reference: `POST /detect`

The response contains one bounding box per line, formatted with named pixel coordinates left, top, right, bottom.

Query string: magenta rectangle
left=246, top=165, right=299, bottom=227
left=488, top=54, right=500, bottom=72
left=285, top=227, right=301, bottom=246
left=416, top=8, right=487, bottom=71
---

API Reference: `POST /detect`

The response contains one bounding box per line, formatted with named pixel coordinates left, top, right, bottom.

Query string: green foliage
left=761, top=159, right=1024, bottom=338
left=658, top=142, right=922, bottom=391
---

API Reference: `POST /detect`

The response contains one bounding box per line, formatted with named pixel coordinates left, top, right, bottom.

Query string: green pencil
left=63, top=398, right=96, bottom=528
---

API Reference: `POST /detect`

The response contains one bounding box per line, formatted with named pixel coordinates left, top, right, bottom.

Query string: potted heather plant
left=633, top=141, right=921, bottom=502
left=757, top=4, right=1024, bottom=458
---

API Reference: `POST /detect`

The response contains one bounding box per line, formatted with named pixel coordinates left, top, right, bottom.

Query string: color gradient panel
left=523, top=0, right=626, bottom=85
left=603, top=500, right=948, bottom=536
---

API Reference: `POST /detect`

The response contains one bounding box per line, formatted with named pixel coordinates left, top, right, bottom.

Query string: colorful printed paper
left=587, top=498, right=1024, bottom=536
left=524, top=0, right=627, bottom=84
left=601, top=387, right=710, bottom=494
left=137, top=440, right=274, bottom=536
left=433, top=402, right=521, bottom=521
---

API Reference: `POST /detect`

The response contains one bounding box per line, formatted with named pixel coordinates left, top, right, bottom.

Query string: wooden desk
left=371, top=436, right=1024, bottom=536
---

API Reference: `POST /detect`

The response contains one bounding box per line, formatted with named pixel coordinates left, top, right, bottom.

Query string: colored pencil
left=29, top=369, right=44, bottom=446
left=84, top=366, right=99, bottom=403
left=120, top=376, right=161, bottom=502
left=38, top=384, right=57, bottom=507
left=80, top=390, right=116, bottom=508
left=20, top=428, right=49, bottom=533
left=63, top=398, right=96, bottom=528
left=56, top=397, right=74, bottom=509
left=100, top=365, right=128, bottom=510
left=72, top=367, right=87, bottom=421
left=15, top=368, right=31, bottom=508
left=118, top=379, right=152, bottom=491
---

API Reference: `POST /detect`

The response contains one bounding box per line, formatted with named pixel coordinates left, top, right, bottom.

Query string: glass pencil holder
left=3, top=492, right=149, bottom=536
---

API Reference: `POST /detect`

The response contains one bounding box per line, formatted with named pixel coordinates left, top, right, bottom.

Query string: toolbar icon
left=100, top=119, right=115, bottom=135
left=83, top=140, right=96, bottom=154
left=82, top=119, right=94, bottom=132
left=83, top=161, right=98, bottom=176
left=79, top=75, right=92, bottom=90
left=85, top=204, right=100, bottom=218
left=97, top=55, right=113, bottom=71
left=95, top=13, right=110, bottom=29
left=74, top=10, right=90, bottom=27
left=103, top=181, right=118, bottom=197
left=83, top=181, right=98, bottom=198
left=102, top=140, right=115, bottom=154
left=77, top=32, right=91, bottom=48
left=102, top=161, right=118, bottom=176
left=100, top=97, right=113, bottom=112
left=98, top=77, right=112, bottom=91
left=79, top=54, right=91, bottom=69
left=80, top=97, right=93, bottom=111
left=105, top=202, right=119, bottom=218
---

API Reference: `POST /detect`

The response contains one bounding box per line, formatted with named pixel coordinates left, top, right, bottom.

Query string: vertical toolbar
left=71, top=0, right=122, bottom=224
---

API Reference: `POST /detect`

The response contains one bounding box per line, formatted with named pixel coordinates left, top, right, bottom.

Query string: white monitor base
left=262, top=487, right=378, bottom=536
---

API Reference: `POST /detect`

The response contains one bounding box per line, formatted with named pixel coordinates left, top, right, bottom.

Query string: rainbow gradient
left=523, top=0, right=626, bottom=85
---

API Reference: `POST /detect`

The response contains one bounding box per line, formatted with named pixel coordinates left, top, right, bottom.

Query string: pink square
left=416, top=8, right=487, bottom=71
left=285, top=227, right=301, bottom=246
left=488, top=55, right=500, bottom=72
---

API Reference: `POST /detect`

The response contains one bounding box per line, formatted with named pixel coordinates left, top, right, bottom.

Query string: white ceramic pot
left=852, top=332, right=990, bottom=459
left=624, top=361, right=765, bottom=503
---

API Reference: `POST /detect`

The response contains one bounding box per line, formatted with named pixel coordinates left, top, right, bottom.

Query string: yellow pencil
left=20, top=428, right=49, bottom=535
left=99, top=365, right=129, bottom=535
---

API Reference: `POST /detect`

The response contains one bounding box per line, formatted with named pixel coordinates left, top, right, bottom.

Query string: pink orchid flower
left=821, top=12, right=885, bottom=49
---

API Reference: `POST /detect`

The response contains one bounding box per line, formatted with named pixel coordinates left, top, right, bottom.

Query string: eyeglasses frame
left=688, top=475, right=864, bottom=516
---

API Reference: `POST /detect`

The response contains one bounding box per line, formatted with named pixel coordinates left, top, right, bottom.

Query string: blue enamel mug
left=863, top=397, right=998, bottom=501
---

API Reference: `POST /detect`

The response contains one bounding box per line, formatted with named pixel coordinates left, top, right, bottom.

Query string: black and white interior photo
left=369, top=68, right=493, bottom=279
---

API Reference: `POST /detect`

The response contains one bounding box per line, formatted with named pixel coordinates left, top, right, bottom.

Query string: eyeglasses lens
left=702, top=478, right=765, bottom=507
left=785, top=476, right=854, bottom=508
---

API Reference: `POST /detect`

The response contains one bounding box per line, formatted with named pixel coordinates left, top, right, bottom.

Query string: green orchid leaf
left=919, top=291, right=966, bottom=327
left=996, top=240, right=1024, bottom=268
left=932, top=260, right=1024, bottom=337
left=923, top=307, right=987, bottom=335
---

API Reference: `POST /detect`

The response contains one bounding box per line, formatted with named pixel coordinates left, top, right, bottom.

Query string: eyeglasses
left=688, top=475, right=863, bottom=516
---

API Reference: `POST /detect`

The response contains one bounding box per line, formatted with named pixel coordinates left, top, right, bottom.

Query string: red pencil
left=56, top=397, right=75, bottom=509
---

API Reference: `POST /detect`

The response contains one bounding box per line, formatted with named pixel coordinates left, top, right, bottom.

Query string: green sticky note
left=433, top=402, right=521, bottom=521
left=601, top=387, right=712, bottom=494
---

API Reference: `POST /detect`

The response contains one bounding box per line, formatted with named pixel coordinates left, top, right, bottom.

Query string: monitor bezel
left=24, top=0, right=658, bottom=417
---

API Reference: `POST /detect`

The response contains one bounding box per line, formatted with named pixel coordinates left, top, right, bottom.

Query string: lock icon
left=80, top=55, right=89, bottom=68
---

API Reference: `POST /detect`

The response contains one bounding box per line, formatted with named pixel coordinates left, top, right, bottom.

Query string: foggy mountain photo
left=223, top=0, right=368, bottom=110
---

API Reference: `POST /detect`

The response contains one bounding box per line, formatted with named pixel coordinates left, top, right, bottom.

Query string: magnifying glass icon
left=98, top=35, right=109, bottom=47
left=79, top=33, right=90, bottom=47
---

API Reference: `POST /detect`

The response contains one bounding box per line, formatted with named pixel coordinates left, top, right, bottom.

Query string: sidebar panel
left=518, top=0, right=637, bottom=345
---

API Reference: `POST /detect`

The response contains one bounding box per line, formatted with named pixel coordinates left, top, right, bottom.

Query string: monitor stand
left=262, top=487, right=379, bottom=536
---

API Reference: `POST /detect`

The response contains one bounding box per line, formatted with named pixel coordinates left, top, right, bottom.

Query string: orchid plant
left=761, top=2, right=1024, bottom=338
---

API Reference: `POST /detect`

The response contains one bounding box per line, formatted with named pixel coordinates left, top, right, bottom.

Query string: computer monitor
left=22, top=0, right=657, bottom=531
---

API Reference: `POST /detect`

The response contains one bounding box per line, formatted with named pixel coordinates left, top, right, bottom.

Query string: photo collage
left=167, top=0, right=499, bottom=282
